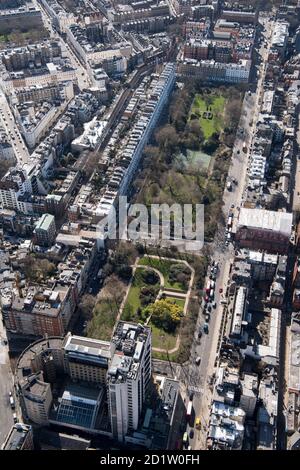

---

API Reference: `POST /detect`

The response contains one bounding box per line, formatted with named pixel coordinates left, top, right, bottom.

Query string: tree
left=155, top=124, right=179, bottom=155
left=20, top=255, right=56, bottom=282
left=141, top=270, right=159, bottom=285
left=116, top=264, right=132, bottom=281
left=78, top=294, right=96, bottom=320
left=144, top=299, right=183, bottom=332
left=225, top=98, right=242, bottom=129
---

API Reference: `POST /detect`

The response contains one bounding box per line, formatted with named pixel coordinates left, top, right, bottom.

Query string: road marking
left=189, top=386, right=204, bottom=394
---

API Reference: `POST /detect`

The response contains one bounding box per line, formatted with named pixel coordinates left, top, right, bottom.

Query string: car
left=212, top=302, right=217, bottom=309
left=189, top=429, right=194, bottom=439
left=205, top=314, right=210, bottom=323
left=231, top=204, right=235, bottom=209
left=13, top=413, right=17, bottom=423
left=225, top=240, right=229, bottom=246
left=207, top=304, right=212, bottom=312
left=203, top=323, right=209, bottom=333
left=219, top=288, right=223, bottom=294
left=204, top=296, right=209, bottom=303
left=189, top=392, right=194, bottom=401
left=198, top=329, right=202, bottom=339
left=9, top=391, right=12, bottom=397
left=195, top=356, right=201, bottom=366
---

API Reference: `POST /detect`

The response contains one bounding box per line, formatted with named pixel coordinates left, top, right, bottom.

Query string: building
left=235, top=208, right=293, bottom=254
left=33, top=213, right=56, bottom=247
left=15, top=323, right=151, bottom=442
left=207, top=400, right=246, bottom=450
left=63, top=333, right=115, bottom=385
left=177, top=58, right=251, bottom=84
left=240, top=373, right=258, bottom=418
left=107, top=322, right=152, bottom=442
left=0, top=3, right=43, bottom=34
left=289, top=314, right=300, bottom=394
left=2, top=424, right=34, bottom=451
left=230, top=286, right=248, bottom=341
left=256, top=371, right=278, bottom=450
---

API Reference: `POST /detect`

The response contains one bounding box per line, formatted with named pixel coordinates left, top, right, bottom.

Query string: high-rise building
left=2, top=423, right=34, bottom=451
left=33, top=213, right=56, bottom=247
left=107, top=322, right=152, bottom=441
left=15, top=323, right=152, bottom=442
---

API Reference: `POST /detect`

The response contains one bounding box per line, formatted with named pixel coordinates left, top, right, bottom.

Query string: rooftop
left=237, top=208, right=293, bottom=237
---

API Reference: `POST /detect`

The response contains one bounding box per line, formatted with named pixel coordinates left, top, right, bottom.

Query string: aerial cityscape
left=0, top=0, right=300, bottom=454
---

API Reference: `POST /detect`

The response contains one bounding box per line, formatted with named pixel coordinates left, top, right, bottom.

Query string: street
left=32, top=0, right=92, bottom=90
left=0, top=92, right=30, bottom=165
left=181, top=15, right=275, bottom=450
left=0, top=319, right=15, bottom=447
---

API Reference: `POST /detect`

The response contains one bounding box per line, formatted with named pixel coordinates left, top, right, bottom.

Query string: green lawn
left=190, top=94, right=226, bottom=140
left=138, top=257, right=189, bottom=292
left=150, top=322, right=177, bottom=350
left=122, top=267, right=160, bottom=322
left=87, top=299, right=119, bottom=341
left=164, top=296, right=185, bottom=309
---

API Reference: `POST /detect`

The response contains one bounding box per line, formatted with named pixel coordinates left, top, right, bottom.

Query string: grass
left=164, top=296, right=185, bottom=308
left=121, top=264, right=185, bottom=352
left=138, top=257, right=189, bottom=292
left=122, top=267, right=160, bottom=322
left=190, top=94, right=226, bottom=140
left=87, top=299, right=119, bottom=341
left=150, top=322, right=177, bottom=350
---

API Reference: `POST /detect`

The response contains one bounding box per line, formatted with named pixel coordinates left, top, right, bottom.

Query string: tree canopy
left=144, top=298, right=183, bottom=332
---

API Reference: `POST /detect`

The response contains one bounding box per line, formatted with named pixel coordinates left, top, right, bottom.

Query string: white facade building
left=107, top=322, right=152, bottom=442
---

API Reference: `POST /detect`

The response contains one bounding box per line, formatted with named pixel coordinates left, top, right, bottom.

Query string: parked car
left=212, top=302, right=217, bottom=309
left=195, top=356, right=201, bottom=366
left=205, top=314, right=210, bottom=323
left=13, top=413, right=17, bottom=423
left=198, top=328, right=202, bottom=339
left=207, top=304, right=212, bottom=312
left=189, top=429, right=194, bottom=439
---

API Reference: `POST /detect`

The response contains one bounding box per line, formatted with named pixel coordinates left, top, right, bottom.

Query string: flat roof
left=2, top=424, right=32, bottom=450
left=63, top=333, right=113, bottom=361
left=35, top=213, right=55, bottom=232
left=237, top=208, right=293, bottom=237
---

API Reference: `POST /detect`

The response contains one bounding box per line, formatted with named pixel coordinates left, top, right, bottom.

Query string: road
left=181, top=15, right=275, bottom=450
left=0, top=92, right=30, bottom=165
left=33, top=0, right=91, bottom=90
left=0, top=318, right=15, bottom=447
